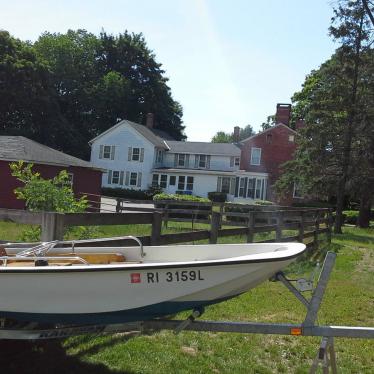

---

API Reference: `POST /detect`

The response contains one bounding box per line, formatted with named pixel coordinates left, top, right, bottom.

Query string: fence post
left=116, top=198, right=122, bottom=213
left=41, top=212, right=65, bottom=241
left=210, top=211, right=220, bottom=244
left=246, top=211, right=255, bottom=243
left=151, top=211, right=163, bottom=246
left=314, top=210, right=320, bottom=250
left=164, top=203, right=169, bottom=228
left=299, top=211, right=305, bottom=243
left=276, top=211, right=283, bottom=242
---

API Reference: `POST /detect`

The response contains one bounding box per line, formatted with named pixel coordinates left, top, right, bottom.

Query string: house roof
left=89, top=120, right=173, bottom=149
left=164, top=141, right=241, bottom=156
left=0, top=136, right=96, bottom=169
left=240, top=123, right=297, bottom=143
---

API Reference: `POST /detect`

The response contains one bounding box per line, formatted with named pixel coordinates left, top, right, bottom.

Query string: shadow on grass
left=0, top=338, right=137, bottom=374
left=334, top=232, right=374, bottom=247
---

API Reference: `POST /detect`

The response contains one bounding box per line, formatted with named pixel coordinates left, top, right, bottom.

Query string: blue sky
left=1, top=0, right=337, bottom=141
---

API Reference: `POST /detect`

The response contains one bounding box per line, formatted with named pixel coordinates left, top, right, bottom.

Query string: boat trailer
left=1, top=252, right=373, bottom=373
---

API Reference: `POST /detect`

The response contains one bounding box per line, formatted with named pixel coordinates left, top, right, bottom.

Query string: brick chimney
left=146, top=113, right=154, bottom=129
left=275, top=103, right=291, bottom=126
left=233, top=126, right=240, bottom=142
left=295, top=118, right=305, bottom=131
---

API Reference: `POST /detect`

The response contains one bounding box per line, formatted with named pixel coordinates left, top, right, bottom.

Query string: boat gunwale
left=0, top=245, right=306, bottom=273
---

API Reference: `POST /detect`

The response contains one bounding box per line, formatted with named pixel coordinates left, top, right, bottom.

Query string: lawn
left=0, top=223, right=373, bottom=373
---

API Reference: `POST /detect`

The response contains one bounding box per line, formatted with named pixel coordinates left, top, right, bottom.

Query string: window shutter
left=185, top=154, right=190, bottom=168
left=230, top=177, right=236, bottom=195
left=137, top=172, right=142, bottom=187
left=107, top=170, right=112, bottom=184
left=194, top=155, right=198, bottom=168
left=216, top=176, right=222, bottom=192
left=207, top=155, right=211, bottom=169
left=125, top=171, right=130, bottom=186
left=140, top=148, right=144, bottom=162
left=128, top=147, right=132, bottom=161
left=99, top=145, right=104, bottom=159
left=174, top=154, right=178, bottom=167
left=119, top=171, right=124, bottom=185
left=111, top=146, right=115, bottom=160
left=230, top=157, right=234, bottom=167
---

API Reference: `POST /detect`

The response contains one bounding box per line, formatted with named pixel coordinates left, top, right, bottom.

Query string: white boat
left=0, top=238, right=306, bottom=325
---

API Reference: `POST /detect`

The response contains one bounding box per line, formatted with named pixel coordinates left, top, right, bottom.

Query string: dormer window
left=178, top=154, right=186, bottom=167
left=250, top=148, right=261, bottom=166
left=195, top=154, right=210, bottom=169
left=156, top=149, right=164, bottom=163
left=235, top=157, right=240, bottom=166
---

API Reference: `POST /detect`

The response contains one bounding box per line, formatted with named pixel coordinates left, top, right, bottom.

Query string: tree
left=261, top=115, right=276, bottom=131
left=211, top=124, right=254, bottom=143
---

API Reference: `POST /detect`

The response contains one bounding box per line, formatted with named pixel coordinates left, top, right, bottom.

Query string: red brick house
left=238, top=104, right=303, bottom=204
left=0, top=136, right=103, bottom=210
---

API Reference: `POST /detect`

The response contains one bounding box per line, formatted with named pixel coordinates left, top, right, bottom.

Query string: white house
left=89, top=116, right=268, bottom=202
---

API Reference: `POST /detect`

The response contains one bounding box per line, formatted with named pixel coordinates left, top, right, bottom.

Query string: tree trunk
left=358, top=188, right=372, bottom=228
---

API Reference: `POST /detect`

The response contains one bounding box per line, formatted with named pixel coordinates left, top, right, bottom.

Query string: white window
left=67, top=173, right=74, bottom=186
left=289, top=135, right=295, bottom=142
left=239, top=178, right=245, bottom=197
left=221, top=177, right=231, bottom=194
left=178, top=176, right=185, bottom=190
left=112, top=171, right=120, bottom=184
left=169, top=176, right=176, bottom=186
left=293, top=182, right=303, bottom=198
left=186, top=176, right=194, bottom=191
left=100, top=145, right=115, bottom=160
left=250, top=148, right=261, bottom=165
left=132, top=148, right=140, bottom=161
left=160, top=175, right=168, bottom=188
left=245, top=177, right=266, bottom=200
left=152, top=174, right=159, bottom=187
left=247, top=178, right=255, bottom=198
left=178, top=154, right=186, bottom=167
left=235, top=157, right=240, bottom=166
left=130, top=172, right=137, bottom=186
left=156, top=149, right=164, bottom=163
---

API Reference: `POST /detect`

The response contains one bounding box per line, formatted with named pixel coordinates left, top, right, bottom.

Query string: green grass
left=0, top=223, right=373, bottom=373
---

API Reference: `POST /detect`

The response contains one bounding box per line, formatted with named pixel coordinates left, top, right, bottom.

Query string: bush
left=292, top=201, right=334, bottom=208
left=101, top=187, right=161, bottom=200
left=342, top=210, right=359, bottom=225
left=153, top=193, right=210, bottom=202
left=207, top=192, right=227, bottom=203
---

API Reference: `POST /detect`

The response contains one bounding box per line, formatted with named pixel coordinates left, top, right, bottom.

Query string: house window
left=221, top=177, right=231, bottom=194
left=247, top=178, right=255, bottom=198
left=169, top=176, right=176, bottom=186
left=112, top=171, right=120, bottom=184
left=239, top=178, right=245, bottom=197
left=178, top=154, right=186, bottom=167
left=103, top=146, right=111, bottom=159
left=235, top=157, right=240, bottom=166
left=67, top=173, right=74, bottom=186
left=186, top=176, right=194, bottom=191
left=255, top=179, right=262, bottom=199
left=289, top=135, right=295, bottom=142
left=130, top=172, right=137, bottom=186
left=198, top=155, right=206, bottom=168
left=293, top=182, right=303, bottom=198
left=132, top=148, right=140, bottom=161
left=156, top=149, right=164, bottom=163
left=160, top=174, right=168, bottom=188
left=152, top=174, right=159, bottom=187
left=266, top=134, right=273, bottom=144
left=178, top=176, right=185, bottom=190
left=250, top=148, right=261, bottom=165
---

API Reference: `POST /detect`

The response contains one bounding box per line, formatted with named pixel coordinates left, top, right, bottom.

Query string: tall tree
left=211, top=124, right=254, bottom=143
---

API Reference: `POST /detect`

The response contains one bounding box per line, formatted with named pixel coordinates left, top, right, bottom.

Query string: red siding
left=240, top=125, right=297, bottom=204
left=0, top=160, right=102, bottom=210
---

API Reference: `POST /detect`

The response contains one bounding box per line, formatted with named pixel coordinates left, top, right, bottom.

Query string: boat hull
left=0, top=243, right=305, bottom=324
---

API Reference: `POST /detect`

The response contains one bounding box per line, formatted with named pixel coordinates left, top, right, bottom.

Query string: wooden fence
left=0, top=207, right=332, bottom=249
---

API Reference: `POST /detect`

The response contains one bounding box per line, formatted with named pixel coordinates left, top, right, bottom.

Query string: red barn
left=239, top=104, right=303, bottom=205
left=0, top=136, right=103, bottom=210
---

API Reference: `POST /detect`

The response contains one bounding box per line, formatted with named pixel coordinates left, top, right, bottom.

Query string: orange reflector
left=290, top=328, right=302, bottom=336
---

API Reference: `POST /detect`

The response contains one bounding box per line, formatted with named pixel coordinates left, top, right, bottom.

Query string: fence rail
left=0, top=205, right=332, bottom=249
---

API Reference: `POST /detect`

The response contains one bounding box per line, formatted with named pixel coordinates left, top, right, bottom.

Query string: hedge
left=101, top=187, right=161, bottom=200
left=153, top=193, right=210, bottom=203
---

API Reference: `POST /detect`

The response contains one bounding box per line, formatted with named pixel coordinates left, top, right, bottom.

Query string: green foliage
left=101, top=187, right=161, bottom=200
left=254, top=200, right=274, bottom=206
left=153, top=193, right=210, bottom=202
left=211, top=124, right=254, bottom=143
left=342, top=210, right=359, bottom=225
left=1, top=30, right=184, bottom=159
left=10, top=161, right=88, bottom=213
left=207, top=192, right=227, bottom=202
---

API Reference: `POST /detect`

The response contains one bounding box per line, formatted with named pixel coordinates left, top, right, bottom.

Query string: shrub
left=342, top=210, right=359, bottom=225
left=153, top=193, right=210, bottom=202
left=207, top=192, right=227, bottom=203
left=101, top=187, right=162, bottom=200
left=254, top=200, right=274, bottom=206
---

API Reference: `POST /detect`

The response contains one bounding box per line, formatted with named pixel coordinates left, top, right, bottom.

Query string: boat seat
left=60, top=253, right=127, bottom=264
